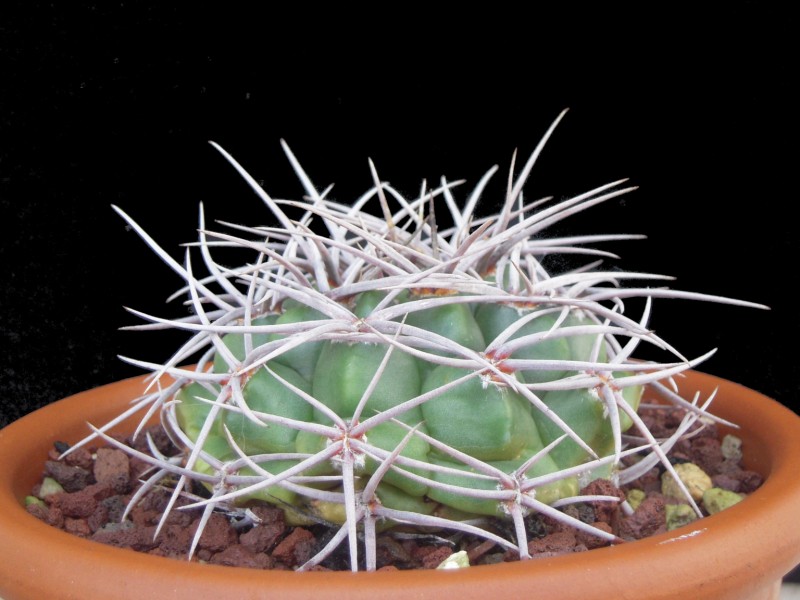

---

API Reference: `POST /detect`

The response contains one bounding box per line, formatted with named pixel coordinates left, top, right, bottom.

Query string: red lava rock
left=619, top=494, right=667, bottom=540
left=711, top=473, right=742, bottom=493
left=64, top=517, right=92, bottom=537
left=250, top=504, right=286, bottom=525
left=210, top=545, right=275, bottom=569
left=375, top=536, right=412, bottom=567
left=575, top=521, right=614, bottom=550
left=272, top=528, right=317, bottom=568
left=193, top=513, right=238, bottom=553
left=61, top=446, right=94, bottom=470
left=101, top=495, right=128, bottom=521
left=128, top=494, right=195, bottom=529
left=87, top=502, right=110, bottom=533
left=632, top=465, right=663, bottom=494
left=414, top=545, right=453, bottom=569
left=156, top=523, right=195, bottom=557
left=44, top=460, right=92, bottom=492
left=164, top=506, right=195, bottom=528
left=239, top=519, right=286, bottom=554
left=581, top=479, right=626, bottom=524
left=47, top=483, right=116, bottom=519
left=689, top=437, right=724, bottom=474
left=196, top=548, right=213, bottom=562
left=405, top=541, right=453, bottom=569
left=136, top=487, right=174, bottom=513
left=128, top=457, right=153, bottom=482
left=694, top=420, right=721, bottom=440
left=735, top=470, right=764, bottom=493
left=466, top=539, right=498, bottom=564
left=127, top=425, right=176, bottom=456
left=92, top=522, right=159, bottom=552
left=45, top=505, right=65, bottom=528
left=538, top=511, right=571, bottom=534
left=527, top=531, right=580, bottom=556
left=670, top=442, right=693, bottom=463
left=129, top=505, right=166, bottom=527
left=664, top=408, right=691, bottom=431
left=238, top=505, right=286, bottom=554
left=716, top=457, right=741, bottom=475
left=93, top=448, right=130, bottom=492
left=25, top=502, right=49, bottom=522
left=561, top=504, right=591, bottom=525
left=636, top=408, right=682, bottom=438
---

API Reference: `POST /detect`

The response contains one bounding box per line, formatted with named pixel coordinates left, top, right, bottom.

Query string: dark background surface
left=1, top=4, right=797, bottom=432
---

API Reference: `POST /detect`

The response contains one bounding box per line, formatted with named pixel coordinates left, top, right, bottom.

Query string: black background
left=2, top=4, right=797, bottom=430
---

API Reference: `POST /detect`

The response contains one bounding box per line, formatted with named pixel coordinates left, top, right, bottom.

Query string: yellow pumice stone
left=721, top=434, right=743, bottom=461
left=661, top=463, right=712, bottom=502
left=626, top=489, right=646, bottom=511
left=666, top=503, right=698, bottom=531
left=436, top=551, right=470, bottom=570
left=703, top=488, right=744, bottom=514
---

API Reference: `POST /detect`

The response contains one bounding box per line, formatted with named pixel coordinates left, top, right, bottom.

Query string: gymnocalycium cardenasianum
left=70, top=110, right=766, bottom=571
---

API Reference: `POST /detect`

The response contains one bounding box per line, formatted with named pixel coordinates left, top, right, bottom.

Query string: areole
left=0, top=368, right=798, bottom=600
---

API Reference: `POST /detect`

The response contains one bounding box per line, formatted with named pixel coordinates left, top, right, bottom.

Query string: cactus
left=70, top=110, right=766, bottom=571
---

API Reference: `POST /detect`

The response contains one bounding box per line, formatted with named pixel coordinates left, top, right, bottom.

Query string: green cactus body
left=226, top=362, right=312, bottom=454
left=293, top=429, right=339, bottom=478
left=420, top=365, right=538, bottom=461
left=561, top=310, right=608, bottom=366
left=352, top=289, right=388, bottom=319
left=309, top=340, right=432, bottom=496
left=311, top=340, right=422, bottom=424
left=212, top=315, right=278, bottom=373
left=359, top=421, right=432, bottom=497
left=404, top=300, right=486, bottom=372
left=532, top=374, right=643, bottom=468
left=427, top=452, right=578, bottom=516
left=175, top=382, right=221, bottom=441
left=269, top=301, right=327, bottom=380
left=173, top=291, right=645, bottom=526
left=474, top=304, right=572, bottom=383
left=236, top=459, right=302, bottom=508
left=374, top=482, right=438, bottom=515
left=184, top=433, right=236, bottom=484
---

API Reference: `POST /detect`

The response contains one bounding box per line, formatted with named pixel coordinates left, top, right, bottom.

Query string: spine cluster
left=75, top=111, right=764, bottom=571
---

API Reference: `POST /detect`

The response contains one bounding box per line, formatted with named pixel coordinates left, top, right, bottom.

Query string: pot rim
left=1, top=369, right=799, bottom=600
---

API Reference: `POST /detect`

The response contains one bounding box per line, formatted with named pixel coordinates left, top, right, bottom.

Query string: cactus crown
left=70, top=110, right=765, bottom=571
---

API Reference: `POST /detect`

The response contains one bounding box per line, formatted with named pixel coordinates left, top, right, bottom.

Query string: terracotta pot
left=1, top=370, right=799, bottom=600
